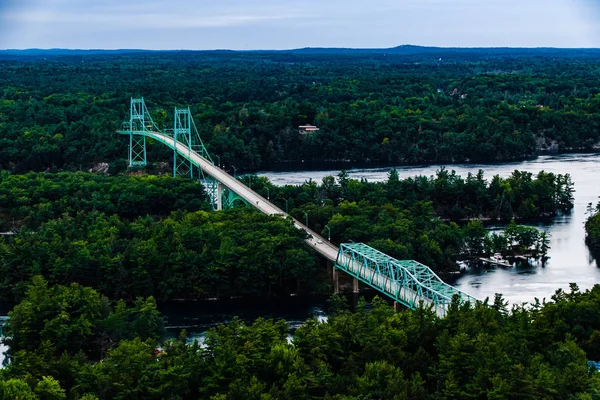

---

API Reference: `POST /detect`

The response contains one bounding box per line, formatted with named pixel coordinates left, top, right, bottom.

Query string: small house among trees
left=298, top=124, right=320, bottom=134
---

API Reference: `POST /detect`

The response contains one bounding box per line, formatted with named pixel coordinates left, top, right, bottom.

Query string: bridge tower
left=127, top=98, right=149, bottom=166
left=170, top=106, right=229, bottom=209
left=173, top=107, right=194, bottom=178
left=119, top=98, right=247, bottom=211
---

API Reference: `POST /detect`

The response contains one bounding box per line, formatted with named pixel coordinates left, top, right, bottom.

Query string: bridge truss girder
left=335, top=243, right=476, bottom=317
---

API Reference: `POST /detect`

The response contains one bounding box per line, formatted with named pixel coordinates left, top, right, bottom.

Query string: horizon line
left=2, top=44, right=600, bottom=52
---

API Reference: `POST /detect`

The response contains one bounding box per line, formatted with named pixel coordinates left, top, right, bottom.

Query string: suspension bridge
left=118, top=98, right=477, bottom=317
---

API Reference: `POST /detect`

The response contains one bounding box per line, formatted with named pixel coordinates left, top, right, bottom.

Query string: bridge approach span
left=145, top=130, right=340, bottom=261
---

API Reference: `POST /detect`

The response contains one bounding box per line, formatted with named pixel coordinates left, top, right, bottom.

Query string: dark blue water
left=161, top=296, right=329, bottom=344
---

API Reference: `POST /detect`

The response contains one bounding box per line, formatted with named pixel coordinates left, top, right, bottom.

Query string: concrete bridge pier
left=332, top=264, right=339, bottom=294
left=216, top=183, right=223, bottom=211
left=353, top=277, right=359, bottom=293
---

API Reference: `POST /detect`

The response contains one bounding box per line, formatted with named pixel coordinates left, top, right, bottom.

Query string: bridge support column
left=332, top=264, right=339, bottom=294
left=216, top=183, right=223, bottom=211
left=393, top=301, right=402, bottom=313
left=353, top=277, right=359, bottom=293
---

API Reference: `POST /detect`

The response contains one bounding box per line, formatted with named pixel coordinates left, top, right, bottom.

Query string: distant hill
left=285, top=45, right=600, bottom=56
left=1, top=45, right=600, bottom=58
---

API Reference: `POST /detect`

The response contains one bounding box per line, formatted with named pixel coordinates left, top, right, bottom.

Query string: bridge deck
left=143, top=131, right=340, bottom=262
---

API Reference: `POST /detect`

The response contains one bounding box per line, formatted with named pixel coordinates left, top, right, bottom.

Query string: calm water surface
left=160, top=296, right=331, bottom=344
left=0, top=307, right=10, bottom=367
left=260, top=153, right=600, bottom=305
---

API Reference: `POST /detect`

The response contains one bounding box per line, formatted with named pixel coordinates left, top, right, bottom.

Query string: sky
left=0, top=0, right=599, bottom=50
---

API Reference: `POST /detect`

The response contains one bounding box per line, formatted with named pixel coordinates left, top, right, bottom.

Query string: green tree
left=0, top=379, right=36, bottom=400
left=34, top=377, right=66, bottom=400
left=4, top=277, right=163, bottom=365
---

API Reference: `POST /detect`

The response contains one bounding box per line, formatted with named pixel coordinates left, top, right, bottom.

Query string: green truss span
left=336, top=243, right=477, bottom=317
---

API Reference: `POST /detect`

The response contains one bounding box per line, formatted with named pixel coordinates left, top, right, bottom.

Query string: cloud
left=2, top=10, right=294, bottom=28
left=1, top=0, right=599, bottom=49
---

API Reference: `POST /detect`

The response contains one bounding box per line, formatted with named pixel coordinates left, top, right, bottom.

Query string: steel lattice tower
left=173, top=107, right=194, bottom=178
left=128, top=98, right=148, bottom=166
left=119, top=97, right=246, bottom=210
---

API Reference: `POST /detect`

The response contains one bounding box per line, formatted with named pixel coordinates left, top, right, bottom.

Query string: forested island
left=1, top=49, right=600, bottom=172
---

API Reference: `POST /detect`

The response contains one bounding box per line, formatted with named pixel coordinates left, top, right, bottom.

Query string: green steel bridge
left=118, top=98, right=477, bottom=317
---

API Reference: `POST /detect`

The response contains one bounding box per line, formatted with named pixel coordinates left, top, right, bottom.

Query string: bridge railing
left=336, top=243, right=477, bottom=317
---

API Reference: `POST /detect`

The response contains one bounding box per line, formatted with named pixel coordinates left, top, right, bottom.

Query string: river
left=259, top=153, right=600, bottom=305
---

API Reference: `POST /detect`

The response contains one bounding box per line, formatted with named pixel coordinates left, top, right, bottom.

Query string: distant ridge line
left=1, top=45, right=600, bottom=57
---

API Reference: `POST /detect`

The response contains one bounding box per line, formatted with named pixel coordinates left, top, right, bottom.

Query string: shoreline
left=251, top=149, right=600, bottom=175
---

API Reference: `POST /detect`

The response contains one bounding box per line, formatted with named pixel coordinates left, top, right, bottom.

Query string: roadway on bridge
left=146, top=131, right=340, bottom=263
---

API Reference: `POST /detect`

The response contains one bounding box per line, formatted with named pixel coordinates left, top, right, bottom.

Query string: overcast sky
left=1, top=0, right=599, bottom=49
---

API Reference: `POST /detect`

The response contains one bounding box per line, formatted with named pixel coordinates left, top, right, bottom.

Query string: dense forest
left=1, top=50, right=600, bottom=172
left=0, top=209, right=316, bottom=302
left=0, top=171, right=209, bottom=231
left=0, top=170, right=572, bottom=302
left=0, top=172, right=317, bottom=302
left=1, top=48, right=598, bottom=399
left=258, top=168, right=575, bottom=222
left=2, top=278, right=600, bottom=399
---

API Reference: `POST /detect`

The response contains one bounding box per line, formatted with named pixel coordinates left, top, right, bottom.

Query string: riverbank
left=250, top=150, right=600, bottom=175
